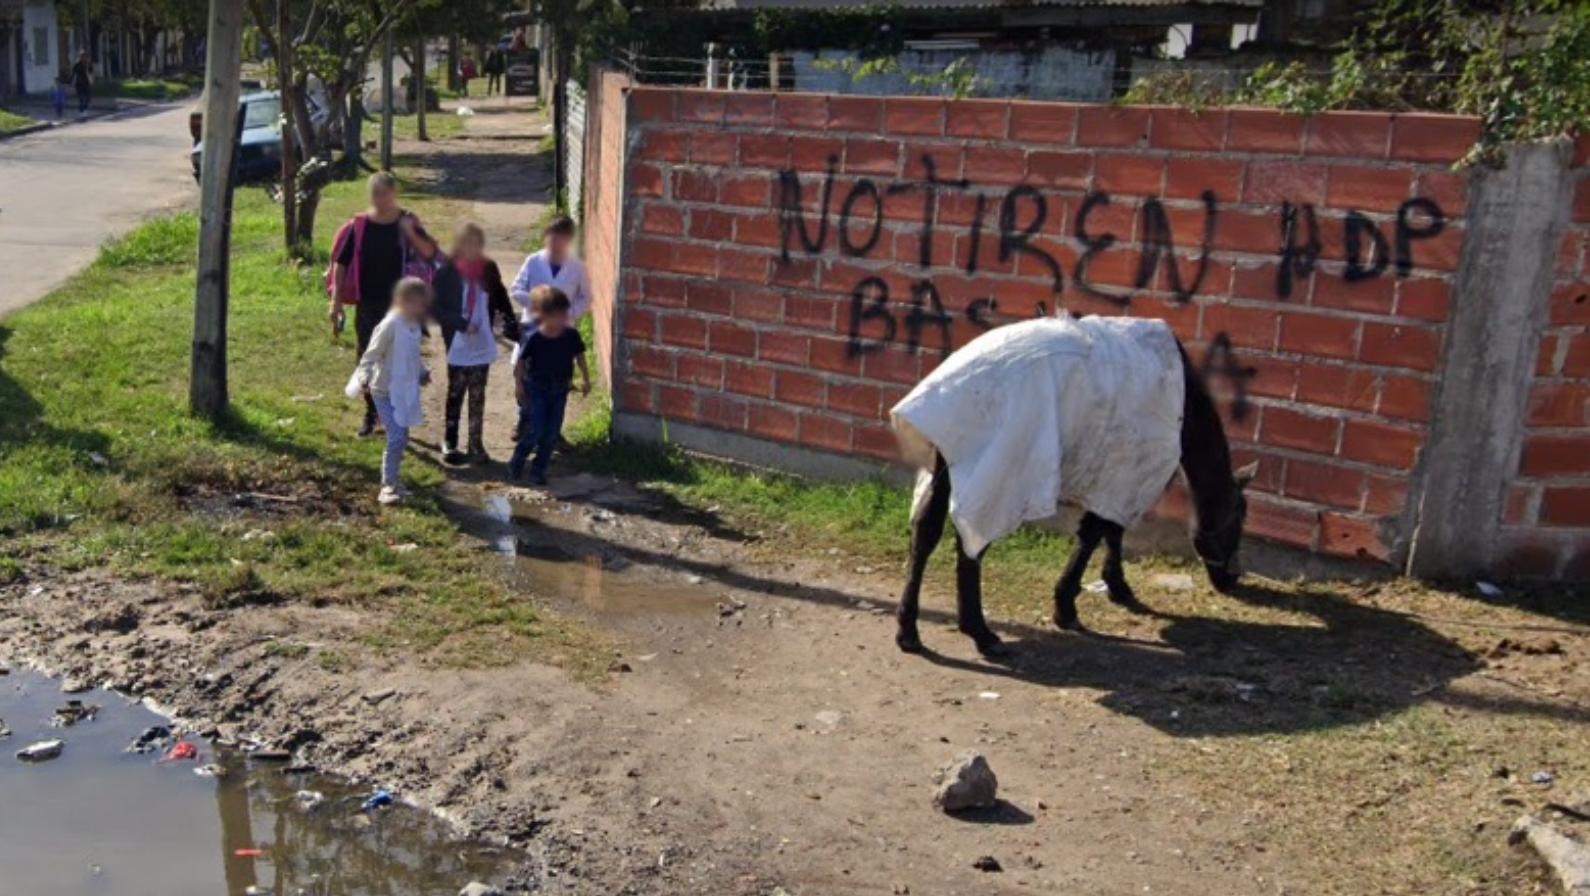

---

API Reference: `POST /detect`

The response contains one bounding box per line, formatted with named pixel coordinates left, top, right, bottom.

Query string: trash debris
left=241, top=529, right=276, bottom=542
left=813, top=710, right=843, bottom=727
left=972, top=855, right=1003, bottom=872
left=1510, top=815, right=1590, bottom=896
left=88, top=451, right=109, bottom=467
left=51, top=700, right=100, bottom=727
left=1149, top=572, right=1196, bottom=592
left=127, top=725, right=171, bottom=753
left=234, top=848, right=265, bottom=858
left=458, top=883, right=501, bottom=896
left=295, top=789, right=325, bottom=811
left=1532, top=771, right=1557, bottom=786
left=60, top=677, right=91, bottom=694
left=977, top=691, right=1001, bottom=701
left=361, top=789, right=394, bottom=812
left=194, top=764, right=225, bottom=778
left=0, top=719, right=10, bottom=738
left=686, top=574, right=703, bottom=584
left=1476, top=580, right=1504, bottom=599
left=1084, top=580, right=1109, bottom=593
left=162, top=741, right=199, bottom=762
left=933, top=752, right=999, bottom=813
left=17, top=739, right=65, bottom=762
left=390, top=543, right=419, bottom=554
left=455, top=106, right=476, bottom=117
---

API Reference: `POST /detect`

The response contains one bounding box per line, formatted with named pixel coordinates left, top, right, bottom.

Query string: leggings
left=444, top=364, right=490, bottom=450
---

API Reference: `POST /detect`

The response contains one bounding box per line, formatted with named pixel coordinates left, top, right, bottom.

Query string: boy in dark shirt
left=509, top=286, right=590, bottom=484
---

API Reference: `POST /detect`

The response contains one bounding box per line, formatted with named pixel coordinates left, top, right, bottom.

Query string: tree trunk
left=447, top=34, right=460, bottom=91
left=414, top=36, right=427, bottom=141
left=275, top=0, right=297, bottom=257
left=342, top=88, right=363, bottom=168
left=191, top=0, right=244, bottom=421
left=380, top=26, right=394, bottom=170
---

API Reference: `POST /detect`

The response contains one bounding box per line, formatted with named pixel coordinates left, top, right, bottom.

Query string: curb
left=0, top=120, right=57, bottom=141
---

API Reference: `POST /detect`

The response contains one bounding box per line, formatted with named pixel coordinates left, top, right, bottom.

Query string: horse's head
left=1193, top=461, right=1258, bottom=592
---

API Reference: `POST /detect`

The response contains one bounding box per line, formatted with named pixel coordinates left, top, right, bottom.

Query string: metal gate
left=563, top=78, right=586, bottom=214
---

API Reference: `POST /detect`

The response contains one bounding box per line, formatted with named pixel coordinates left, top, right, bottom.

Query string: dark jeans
left=509, top=381, right=569, bottom=479
left=76, top=87, right=90, bottom=113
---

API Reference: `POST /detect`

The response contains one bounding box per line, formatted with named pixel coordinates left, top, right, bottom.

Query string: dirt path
left=1, top=102, right=1584, bottom=896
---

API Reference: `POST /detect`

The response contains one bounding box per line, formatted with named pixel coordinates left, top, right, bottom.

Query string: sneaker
left=377, top=486, right=402, bottom=506
left=442, top=447, right=467, bottom=466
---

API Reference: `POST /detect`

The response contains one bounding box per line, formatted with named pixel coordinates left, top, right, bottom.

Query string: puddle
left=0, top=667, right=514, bottom=895
left=478, top=489, right=720, bottom=619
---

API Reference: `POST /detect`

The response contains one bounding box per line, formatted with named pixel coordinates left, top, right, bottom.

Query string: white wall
left=20, top=0, right=56, bottom=93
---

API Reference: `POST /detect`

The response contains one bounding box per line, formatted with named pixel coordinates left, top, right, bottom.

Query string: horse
left=891, top=317, right=1257, bottom=658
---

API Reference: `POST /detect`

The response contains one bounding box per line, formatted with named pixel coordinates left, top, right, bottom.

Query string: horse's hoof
left=896, top=631, right=924, bottom=654
left=1053, top=610, right=1082, bottom=631
left=1108, top=588, right=1148, bottom=614
left=976, top=637, right=1009, bottom=659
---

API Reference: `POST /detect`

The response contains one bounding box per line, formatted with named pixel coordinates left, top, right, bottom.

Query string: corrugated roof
left=701, top=0, right=1262, bottom=10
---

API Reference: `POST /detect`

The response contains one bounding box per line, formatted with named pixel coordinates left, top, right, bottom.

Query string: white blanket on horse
left=891, top=316, right=1185, bottom=557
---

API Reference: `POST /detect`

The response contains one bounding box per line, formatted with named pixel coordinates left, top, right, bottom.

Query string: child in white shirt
left=347, top=277, right=433, bottom=505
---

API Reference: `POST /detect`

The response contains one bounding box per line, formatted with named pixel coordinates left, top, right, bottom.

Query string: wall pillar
left=1407, top=140, right=1576, bottom=576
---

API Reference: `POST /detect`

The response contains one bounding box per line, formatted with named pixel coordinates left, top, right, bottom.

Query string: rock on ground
left=932, top=752, right=998, bottom=813
left=459, top=882, right=503, bottom=896
left=1512, top=816, right=1590, bottom=896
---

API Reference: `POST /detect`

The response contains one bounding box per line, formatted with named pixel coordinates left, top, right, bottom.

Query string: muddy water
left=0, top=667, right=512, bottom=895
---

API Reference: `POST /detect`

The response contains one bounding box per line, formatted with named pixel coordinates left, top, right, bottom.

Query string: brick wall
left=1504, top=152, right=1590, bottom=576
left=582, top=68, right=630, bottom=385
left=596, top=83, right=1582, bottom=572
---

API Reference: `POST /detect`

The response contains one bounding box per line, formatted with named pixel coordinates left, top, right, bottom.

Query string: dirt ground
left=2, top=100, right=1587, bottom=896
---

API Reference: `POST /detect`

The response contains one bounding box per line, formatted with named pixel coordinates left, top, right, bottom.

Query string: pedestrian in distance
left=431, top=222, right=516, bottom=466
left=508, top=286, right=590, bottom=485
left=461, top=55, right=478, bottom=95
left=71, top=51, right=92, bottom=115
left=51, top=70, right=67, bottom=119
left=327, top=171, right=439, bottom=438
left=346, top=277, right=434, bottom=506
left=484, top=48, right=505, bottom=96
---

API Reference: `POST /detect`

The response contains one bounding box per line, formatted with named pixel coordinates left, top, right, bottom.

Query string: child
left=509, top=286, right=590, bottom=485
left=432, top=222, right=514, bottom=465
left=52, top=71, right=68, bottom=120
left=346, top=277, right=433, bottom=505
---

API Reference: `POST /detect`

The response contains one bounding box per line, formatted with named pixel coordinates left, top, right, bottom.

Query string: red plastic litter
left=163, top=742, right=199, bottom=761
left=234, top=848, right=265, bottom=858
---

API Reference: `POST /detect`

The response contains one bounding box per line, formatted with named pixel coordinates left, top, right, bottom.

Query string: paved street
left=0, top=102, right=195, bottom=319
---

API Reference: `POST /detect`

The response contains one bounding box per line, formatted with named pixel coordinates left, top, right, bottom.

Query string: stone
left=17, top=738, right=65, bottom=761
left=1150, top=572, right=1197, bottom=592
left=971, top=855, right=1002, bottom=872
left=459, top=883, right=503, bottom=896
left=1511, top=815, right=1590, bottom=895
left=933, top=752, right=998, bottom=813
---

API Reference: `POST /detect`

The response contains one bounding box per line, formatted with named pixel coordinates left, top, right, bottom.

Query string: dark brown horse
left=896, top=345, right=1256, bottom=657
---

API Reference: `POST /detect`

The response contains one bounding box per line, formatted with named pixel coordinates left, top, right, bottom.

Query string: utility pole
left=190, top=0, right=244, bottom=420
left=381, top=24, right=394, bottom=171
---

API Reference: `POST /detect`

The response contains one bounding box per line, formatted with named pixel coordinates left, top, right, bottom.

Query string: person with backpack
left=431, top=222, right=516, bottom=465
left=328, top=171, right=438, bottom=438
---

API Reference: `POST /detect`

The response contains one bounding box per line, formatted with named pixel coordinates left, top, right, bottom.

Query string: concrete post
left=1406, top=140, right=1576, bottom=576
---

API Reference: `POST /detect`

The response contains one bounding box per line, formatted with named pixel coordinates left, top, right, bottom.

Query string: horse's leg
left=897, top=457, right=949, bottom=653
left=1053, top=513, right=1107, bottom=630
left=955, top=535, right=1004, bottom=657
left=1098, top=516, right=1145, bottom=611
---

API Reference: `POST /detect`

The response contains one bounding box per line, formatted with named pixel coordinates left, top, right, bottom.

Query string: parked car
left=188, top=83, right=337, bottom=181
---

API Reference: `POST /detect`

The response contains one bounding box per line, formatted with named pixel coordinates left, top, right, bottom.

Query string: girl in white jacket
left=347, top=277, right=433, bottom=505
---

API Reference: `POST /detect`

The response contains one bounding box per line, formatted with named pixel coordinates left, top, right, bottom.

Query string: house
left=0, top=0, right=60, bottom=98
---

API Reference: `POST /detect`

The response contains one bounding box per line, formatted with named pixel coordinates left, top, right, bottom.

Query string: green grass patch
left=98, top=78, right=194, bottom=100
left=0, top=173, right=598, bottom=672
left=0, top=108, right=37, bottom=134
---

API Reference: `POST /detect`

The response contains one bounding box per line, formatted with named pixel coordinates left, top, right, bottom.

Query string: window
left=32, top=28, right=49, bottom=67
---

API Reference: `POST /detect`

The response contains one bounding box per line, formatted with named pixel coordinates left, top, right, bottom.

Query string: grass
left=98, top=78, right=195, bottom=100
left=0, top=108, right=37, bottom=134
left=0, top=172, right=598, bottom=673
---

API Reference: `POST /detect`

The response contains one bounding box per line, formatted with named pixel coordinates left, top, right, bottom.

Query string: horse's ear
left=1233, top=461, right=1260, bottom=489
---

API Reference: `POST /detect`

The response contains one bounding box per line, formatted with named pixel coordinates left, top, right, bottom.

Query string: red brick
left=862, top=349, right=922, bottom=385
left=827, top=381, right=882, bottom=419
left=1359, top=322, right=1441, bottom=371
left=673, top=169, right=717, bottom=203
left=723, top=91, right=774, bottom=126
left=1304, top=112, right=1392, bottom=159
left=689, top=131, right=737, bottom=165
left=1324, top=166, right=1413, bottom=213
left=946, top=100, right=1010, bottom=139
left=1399, top=218, right=1465, bottom=273
left=1389, top=114, right=1482, bottom=164
left=1318, top=512, right=1390, bottom=562
left=739, top=134, right=789, bottom=168
left=1396, top=278, right=1452, bottom=322
left=1076, top=106, right=1151, bottom=148
left=735, top=213, right=782, bottom=249
left=1550, top=281, right=1590, bottom=326
left=684, top=282, right=733, bottom=316
left=964, top=146, right=1027, bottom=185
left=697, top=394, right=748, bottom=431
left=1341, top=420, right=1422, bottom=470
left=641, top=205, right=684, bottom=236
left=1245, top=495, right=1318, bottom=548
left=675, top=90, right=725, bottom=125
left=1295, top=363, right=1378, bottom=413
left=1576, top=179, right=1590, bottom=224
left=1378, top=375, right=1433, bottom=423
left=634, top=128, right=688, bottom=162
left=854, top=424, right=900, bottom=461
left=1279, top=312, right=1359, bottom=359
left=1522, top=435, right=1590, bottom=477
left=1495, top=534, right=1564, bottom=577
left=774, top=370, right=826, bottom=408
left=1243, top=161, right=1327, bottom=206
left=883, top=97, right=945, bottom=136
left=639, top=275, right=686, bottom=308
left=1008, top=101, right=1078, bottom=144
left=758, top=330, right=810, bottom=366
left=785, top=294, right=837, bottom=330
left=1540, top=487, right=1590, bottom=527
left=1200, top=302, right=1277, bottom=351
left=1313, top=271, right=1395, bottom=315
left=1565, top=333, right=1590, bottom=377
left=1415, top=169, right=1468, bottom=217
left=1211, top=209, right=1279, bottom=255
left=1027, top=150, right=1092, bottom=189
left=843, top=138, right=900, bottom=176
left=623, top=308, right=658, bottom=342
left=688, top=208, right=734, bottom=241
left=775, top=94, right=827, bottom=131
left=1261, top=406, right=1341, bottom=454
left=724, top=360, right=774, bottom=399
left=1527, top=383, right=1590, bottom=427
left=810, top=337, right=863, bottom=376
left=617, top=379, right=654, bottom=414
left=658, top=314, right=706, bottom=350
left=1093, top=154, right=1165, bottom=194
left=676, top=355, right=723, bottom=389
left=748, top=403, right=798, bottom=442
left=629, top=89, right=675, bottom=122
left=719, top=175, right=772, bottom=208
left=1284, top=458, right=1365, bottom=510
left=716, top=247, right=768, bottom=284
left=708, top=320, right=757, bottom=358
left=656, top=384, right=696, bottom=420
left=1230, top=262, right=1281, bottom=300
left=1150, top=108, right=1227, bottom=152
left=1164, top=157, right=1244, bottom=202
left=827, top=96, right=881, bottom=131
left=1364, top=473, right=1410, bottom=516
left=1226, top=110, right=1304, bottom=155
left=629, top=163, right=665, bottom=198
left=799, top=413, right=853, bottom=453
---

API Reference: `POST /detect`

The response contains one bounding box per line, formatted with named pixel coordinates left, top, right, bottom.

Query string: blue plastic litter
left=361, top=789, right=394, bottom=812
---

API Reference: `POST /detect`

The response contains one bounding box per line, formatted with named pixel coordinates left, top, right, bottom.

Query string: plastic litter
left=234, top=848, right=265, bottom=858
left=127, top=725, right=172, bottom=754
left=194, top=763, right=225, bottom=778
left=456, top=106, right=476, bottom=116
left=361, top=789, right=394, bottom=812
left=17, top=739, right=64, bottom=761
left=295, top=789, right=325, bottom=811
left=1476, top=580, right=1504, bottom=598
left=977, top=691, right=1001, bottom=701
left=1084, top=580, right=1109, bottom=593
left=162, top=741, right=199, bottom=762
left=1532, top=771, right=1556, bottom=786
left=51, top=700, right=100, bottom=727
